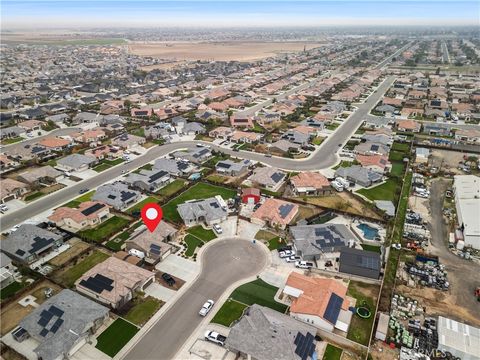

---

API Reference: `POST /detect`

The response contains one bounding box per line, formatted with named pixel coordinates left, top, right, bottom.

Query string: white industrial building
left=453, top=175, right=480, bottom=249
left=437, top=316, right=480, bottom=360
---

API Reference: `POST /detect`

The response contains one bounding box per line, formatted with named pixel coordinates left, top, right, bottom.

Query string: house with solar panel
left=354, top=141, right=390, bottom=156
left=48, top=201, right=112, bottom=231
left=92, top=182, right=141, bottom=211
left=1, top=224, right=64, bottom=265
left=251, top=198, right=299, bottom=230
left=247, top=166, right=286, bottom=192
left=153, top=158, right=196, bottom=177
left=177, top=196, right=228, bottom=227
left=339, top=247, right=381, bottom=279
left=290, top=224, right=356, bottom=261
left=334, top=165, right=383, bottom=188
left=225, top=304, right=318, bottom=360
left=75, top=256, right=155, bottom=309
left=171, top=147, right=213, bottom=164
left=124, top=169, right=171, bottom=193
left=215, top=159, right=251, bottom=177
left=283, top=272, right=352, bottom=333
left=16, top=289, right=109, bottom=360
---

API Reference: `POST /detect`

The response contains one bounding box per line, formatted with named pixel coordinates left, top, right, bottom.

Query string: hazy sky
left=2, top=1, right=479, bottom=29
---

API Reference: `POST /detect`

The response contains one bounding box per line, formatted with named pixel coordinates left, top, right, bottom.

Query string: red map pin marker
left=141, top=203, right=163, bottom=232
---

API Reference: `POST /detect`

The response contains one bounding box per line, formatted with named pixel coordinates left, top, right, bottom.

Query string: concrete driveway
left=123, top=238, right=268, bottom=360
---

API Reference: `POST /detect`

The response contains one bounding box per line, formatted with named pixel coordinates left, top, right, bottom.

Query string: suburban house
left=290, top=172, right=332, bottom=196
left=124, top=169, right=171, bottom=192
left=255, top=112, right=281, bottom=127
left=225, top=304, right=318, bottom=360
left=354, top=141, right=390, bottom=156
left=56, top=154, right=98, bottom=172
left=270, top=139, right=301, bottom=154
left=422, top=123, right=451, bottom=137
left=1, top=224, right=64, bottom=264
left=125, top=222, right=178, bottom=264
left=18, top=119, right=44, bottom=132
left=144, top=123, right=174, bottom=140
left=301, top=118, right=325, bottom=131
left=17, top=166, right=63, bottom=186
left=251, top=198, right=298, bottom=229
left=208, top=126, right=234, bottom=140
left=171, top=147, right=212, bottom=164
left=241, top=188, right=261, bottom=204
left=38, top=137, right=72, bottom=152
left=290, top=224, right=355, bottom=260
left=0, top=126, right=25, bottom=139
left=71, top=128, right=106, bottom=144
left=48, top=201, right=112, bottom=231
left=1, top=253, right=16, bottom=290
left=363, top=117, right=392, bottom=129
left=230, top=130, right=263, bottom=144
left=112, top=134, right=146, bottom=149
left=230, top=114, right=254, bottom=129
left=131, top=108, right=153, bottom=117
left=92, top=182, right=141, bottom=210
left=17, top=289, right=109, bottom=360
left=248, top=167, right=286, bottom=192
left=177, top=196, right=228, bottom=227
left=73, top=112, right=103, bottom=124
left=339, top=247, right=381, bottom=279
left=153, top=158, right=195, bottom=176
left=283, top=272, right=352, bottom=333
left=0, top=178, right=29, bottom=203
left=84, top=145, right=123, bottom=161
left=76, top=257, right=155, bottom=309
left=355, top=154, right=392, bottom=173
left=215, top=159, right=251, bottom=177
left=396, top=119, right=421, bottom=133
left=335, top=165, right=383, bottom=187
left=454, top=129, right=480, bottom=144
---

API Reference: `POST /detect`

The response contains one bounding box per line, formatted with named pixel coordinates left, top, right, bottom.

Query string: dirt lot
left=370, top=340, right=399, bottom=360
left=48, top=238, right=91, bottom=267
left=129, top=41, right=325, bottom=61
left=429, top=149, right=477, bottom=174
left=1, top=280, right=63, bottom=335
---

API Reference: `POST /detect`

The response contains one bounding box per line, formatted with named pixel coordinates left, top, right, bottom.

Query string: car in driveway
left=161, top=273, right=176, bottom=287
left=278, top=245, right=292, bottom=252
left=204, top=330, right=227, bottom=346
left=285, top=255, right=301, bottom=263
left=199, top=300, right=215, bottom=316
left=212, top=224, right=223, bottom=234
left=279, top=250, right=294, bottom=258
left=295, top=261, right=314, bottom=269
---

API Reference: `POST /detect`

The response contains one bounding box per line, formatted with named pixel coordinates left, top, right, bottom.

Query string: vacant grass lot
left=184, top=234, right=204, bottom=257
left=211, top=299, right=247, bottom=327
left=78, top=216, right=130, bottom=242
left=125, top=297, right=163, bottom=326
left=230, top=279, right=287, bottom=313
left=357, top=178, right=398, bottom=202
left=162, top=183, right=236, bottom=223
left=156, top=179, right=188, bottom=200
left=53, top=250, right=110, bottom=287
left=322, top=344, right=342, bottom=360
left=187, top=225, right=216, bottom=242
left=96, top=318, right=139, bottom=357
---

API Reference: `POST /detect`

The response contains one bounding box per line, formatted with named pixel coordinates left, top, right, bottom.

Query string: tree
left=203, top=97, right=212, bottom=105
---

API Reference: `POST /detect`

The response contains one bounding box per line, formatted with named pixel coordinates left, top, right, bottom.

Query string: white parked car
left=212, top=224, right=223, bottom=234
left=285, top=255, right=301, bottom=263
left=295, top=261, right=314, bottom=269
left=279, top=250, right=294, bottom=258
left=199, top=300, right=215, bottom=316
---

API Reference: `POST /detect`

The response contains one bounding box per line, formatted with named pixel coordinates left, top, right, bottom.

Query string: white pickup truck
left=204, top=330, right=227, bottom=346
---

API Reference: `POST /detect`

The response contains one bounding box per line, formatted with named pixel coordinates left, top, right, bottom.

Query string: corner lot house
left=48, top=201, right=111, bottom=231
left=284, top=272, right=352, bottom=333
left=178, top=195, right=228, bottom=227
left=335, top=165, right=383, bottom=187
left=153, top=158, right=195, bottom=176
left=92, top=182, right=141, bottom=210
left=339, top=247, right=381, bottom=279
left=290, top=172, right=332, bottom=196
left=290, top=224, right=355, bottom=260
left=76, top=256, right=155, bottom=309
left=251, top=198, right=298, bottom=229
left=56, top=154, right=97, bottom=172
left=124, top=169, right=171, bottom=192
left=17, top=289, right=109, bottom=360
left=225, top=304, right=317, bottom=360
left=1, top=224, right=64, bottom=264
left=0, top=178, right=29, bottom=203
left=171, top=147, right=213, bottom=164
left=248, top=167, right=286, bottom=192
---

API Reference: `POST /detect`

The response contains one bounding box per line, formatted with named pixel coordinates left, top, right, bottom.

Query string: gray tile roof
left=225, top=304, right=317, bottom=360
left=339, top=247, right=381, bottom=279
left=335, top=165, right=383, bottom=187
left=124, top=169, right=170, bottom=191
left=177, top=196, right=228, bottom=225
left=249, top=167, right=286, bottom=188
left=153, top=158, right=194, bottom=175
left=57, top=154, right=97, bottom=169
left=291, top=224, right=355, bottom=256
left=20, top=289, right=109, bottom=360
left=215, top=159, right=250, bottom=174
left=92, top=182, right=141, bottom=210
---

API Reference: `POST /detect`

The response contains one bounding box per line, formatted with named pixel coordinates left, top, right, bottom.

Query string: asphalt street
left=0, top=127, right=81, bottom=153
left=123, top=238, right=268, bottom=360
left=374, top=42, right=413, bottom=70
left=0, top=75, right=395, bottom=230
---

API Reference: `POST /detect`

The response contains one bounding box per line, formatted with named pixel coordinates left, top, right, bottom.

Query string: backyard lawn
left=361, top=244, right=382, bottom=254
left=356, top=179, right=399, bottom=202
left=187, top=225, right=216, bottom=242
left=124, top=297, right=163, bottom=326
left=346, top=281, right=378, bottom=346
left=126, top=196, right=160, bottom=215
left=162, top=183, right=236, bottom=223
left=391, top=142, right=410, bottom=153
left=230, top=279, right=287, bottom=313
left=78, top=216, right=130, bottom=242
left=0, top=281, right=25, bottom=301
left=156, top=179, right=188, bottom=199
left=322, top=344, right=342, bottom=360
left=53, top=251, right=110, bottom=287
left=389, top=150, right=405, bottom=162
left=184, top=234, right=204, bottom=257
left=211, top=299, right=248, bottom=327
left=96, top=318, right=139, bottom=357
left=391, top=162, right=405, bottom=177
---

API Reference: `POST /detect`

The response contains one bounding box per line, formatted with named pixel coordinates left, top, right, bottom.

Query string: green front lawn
left=267, top=237, right=283, bottom=250
left=126, top=196, right=160, bottom=215
left=156, top=179, right=188, bottom=199
left=96, top=318, right=139, bottom=357
left=346, top=281, right=377, bottom=346
left=162, top=183, right=236, bottom=223
left=230, top=279, right=287, bottom=313
left=254, top=230, right=278, bottom=241
left=356, top=178, right=399, bottom=202
left=56, top=251, right=110, bottom=287
left=312, top=136, right=325, bottom=145
left=187, top=225, right=216, bottom=242
left=103, top=158, right=124, bottom=166
left=61, top=200, right=81, bottom=208
left=1, top=137, right=24, bottom=144
left=124, top=297, right=163, bottom=326
left=184, top=234, right=204, bottom=257
left=211, top=299, right=247, bottom=327
left=0, top=281, right=25, bottom=300
left=323, top=344, right=342, bottom=360
left=78, top=216, right=130, bottom=242
left=75, top=190, right=95, bottom=202
left=332, top=160, right=353, bottom=170
left=24, top=192, right=45, bottom=202
left=93, top=163, right=111, bottom=172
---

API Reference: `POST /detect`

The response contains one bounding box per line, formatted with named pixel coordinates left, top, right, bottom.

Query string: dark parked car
left=278, top=245, right=292, bottom=253
left=79, top=188, right=89, bottom=194
left=162, top=273, right=176, bottom=286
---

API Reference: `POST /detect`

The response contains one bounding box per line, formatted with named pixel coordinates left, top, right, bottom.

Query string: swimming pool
left=357, top=223, right=379, bottom=240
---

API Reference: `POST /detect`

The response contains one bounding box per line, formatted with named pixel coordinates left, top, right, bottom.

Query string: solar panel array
left=370, top=144, right=379, bottom=151
left=294, top=332, right=316, bottom=360
left=148, top=170, right=169, bottom=183
left=313, top=227, right=345, bottom=249
left=150, top=244, right=161, bottom=256
left=79, top=274, right=114, bottom=294
left=358, top=254, right=380, bottom=270
left=81, top=203, right=105, bottom=216
left=37, top=305, right=65, bottom=337
left=121, top=191, right=137, bottom=202
left=216, top=162, right=231, bottom=169
left=323, top=293, right=343, bottom=324
left=178, top=162, right=189, bottom=171
left=279, top=204, right=294, bottom=219
left=270, top=172, right=285, bottom=183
